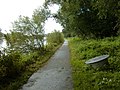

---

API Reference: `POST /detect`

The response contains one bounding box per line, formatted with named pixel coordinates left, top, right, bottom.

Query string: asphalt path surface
left=20, top=41, right=73, bottom=90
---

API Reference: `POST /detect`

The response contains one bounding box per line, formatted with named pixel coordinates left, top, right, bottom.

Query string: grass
left=68, top=37, right=120, bottom=90
left=0, top=44, right=62, bottom=90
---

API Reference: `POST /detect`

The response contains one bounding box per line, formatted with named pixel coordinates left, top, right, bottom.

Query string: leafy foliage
left=46, top=30, right=64, bottom=46
left=69, top=37, right=120, bottom=90
left=0, top=28, right=3, bottom=40
left=4, top=7, right=49, bottom=53
left=0, top=5, right=63, bottom=90
left=45, top=0, right=120, bottom=38
left=0, top=43, right=61, bottom=90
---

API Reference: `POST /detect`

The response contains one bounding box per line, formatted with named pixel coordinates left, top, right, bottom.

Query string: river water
left=0, top=39, right=7, bottom=50
left=0, top=39, right=47, bottom=51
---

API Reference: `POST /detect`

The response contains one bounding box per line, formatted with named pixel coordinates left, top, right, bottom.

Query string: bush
left=0, top=51, right=21, bottom=81
left=0, top=41, right=62, bottom=90
left=46, top=30, right=64, bottom=46
left=0, top=50, right=41, bottom=84
left=69, top=36, right=120, bottom=90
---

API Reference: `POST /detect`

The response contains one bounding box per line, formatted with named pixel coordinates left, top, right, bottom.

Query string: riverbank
left=0, top=43, right=62, bottom=90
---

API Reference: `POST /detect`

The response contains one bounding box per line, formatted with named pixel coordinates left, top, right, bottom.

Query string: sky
left=0, top=0, right=63, bottom=34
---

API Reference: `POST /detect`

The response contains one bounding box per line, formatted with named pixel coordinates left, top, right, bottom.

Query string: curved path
left=20, top=41, right=73, bottom=90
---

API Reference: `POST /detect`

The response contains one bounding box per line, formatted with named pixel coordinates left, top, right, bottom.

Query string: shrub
left=0, top=51, right=21, bottom=81
left=0, top=50, right=40, bottom=84
left=46, top=30, right=64, bottom=46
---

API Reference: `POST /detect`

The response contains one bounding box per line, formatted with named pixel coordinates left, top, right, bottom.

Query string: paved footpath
left=20, top=41, right=73, bottom=90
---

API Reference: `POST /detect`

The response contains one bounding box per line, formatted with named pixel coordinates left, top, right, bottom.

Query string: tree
left=46, top=30, right=64, bottom=45
left=5, top=7, right=49, bottom=53
left=0, top=28, right=3, bottom=40
left=45, top=0, right=120, bottom=38
left=92, top=0, right=120, bottom=35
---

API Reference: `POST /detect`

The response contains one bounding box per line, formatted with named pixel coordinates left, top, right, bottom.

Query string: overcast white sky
left=0, top=0, right=63, bottom=34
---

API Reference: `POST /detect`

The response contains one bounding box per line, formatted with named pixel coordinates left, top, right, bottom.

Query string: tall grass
left=69, top=37, right=120, bottom=90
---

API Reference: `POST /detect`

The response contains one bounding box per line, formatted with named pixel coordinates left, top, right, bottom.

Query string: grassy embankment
left=0, top=44, right=62, bottom=90
left=69, top=37, right=120, bottom=90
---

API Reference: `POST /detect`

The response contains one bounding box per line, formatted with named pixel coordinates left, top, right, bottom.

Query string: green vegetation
left=47, top=30, right=64, bottom=46
left=0, top=4, right=64, bottom=90
left=0, top=0, right=119, bottom=89
left=4, top=7, right=49, bottom=53
left=45, top=0, right=120, bottom=38
left=69, top=37, right=120, bottom=90
left=0, top=28, right=3, bottom=39
left=45, top=1, right=120, bottom=89
left=0, top=44, right=62, bottom=90
left=0, top=30, right=64, bottom=90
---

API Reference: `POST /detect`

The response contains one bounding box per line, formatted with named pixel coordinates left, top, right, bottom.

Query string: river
left=0, top=39, right=7, bottom=50
left=0, top=39, right=47, bottom=51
